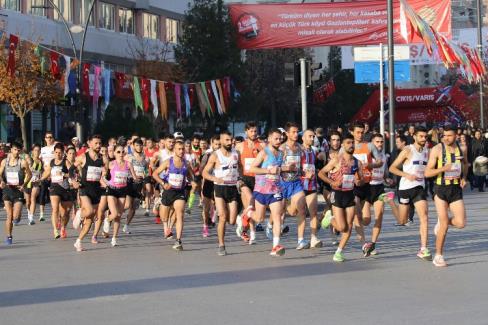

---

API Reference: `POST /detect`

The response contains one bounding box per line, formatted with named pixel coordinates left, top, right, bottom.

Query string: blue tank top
left=255, top=147, right=283, bottom=194
left=163, top=157, right=187, bottom=190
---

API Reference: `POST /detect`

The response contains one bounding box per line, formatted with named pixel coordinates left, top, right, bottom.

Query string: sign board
left=353, top=45, right=410, bottom=62
left=354, top=61, right=410, bottom=83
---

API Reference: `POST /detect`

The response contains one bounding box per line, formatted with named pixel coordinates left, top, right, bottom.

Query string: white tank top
left=214, top=149, right=239, bottom=186
left=370, top=152, right=386, bottom=185
left=159, top=149, right=172, bottom=162
left=399, top=144, right=429, bottom=190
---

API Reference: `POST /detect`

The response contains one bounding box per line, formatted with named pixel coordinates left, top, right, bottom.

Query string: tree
left=0, top=39, right=61, bottom=148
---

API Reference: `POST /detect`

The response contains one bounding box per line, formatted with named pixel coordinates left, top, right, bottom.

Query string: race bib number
left=341, top=174, right=355, bottom=190
left=134, top=166, right=146, bottom=177
left=223, top=164, right=239, bottom=184
left=168, top=173, right=184, bottom=188
left=285, top=155, right=300, bottom=166
left=244, top=158, right=255, bottom=172
left=114, top=171, right=128, bottom=186
left=6, top=171, right=19, bottom=186
left=86, top=166, right=102, bottom=182
left=372, top=167, right=384, bottom=181
left=302, top=163, right=315, bottom=174
left=414, top=165, right=426, bottom=181
left=31, top=170, right=41, bottom=183
left=51, top=166, right=63, bottom=184
left=445, top=162, right=462, bottom=179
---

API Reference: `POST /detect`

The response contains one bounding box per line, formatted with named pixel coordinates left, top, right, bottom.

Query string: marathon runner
left=24, top=144, right=43, bottom=225
left=199, top=135, right=220, bottom=237
left=39, top=131, right=56, bottom=222
left=424, top=124, right=468, bottom=267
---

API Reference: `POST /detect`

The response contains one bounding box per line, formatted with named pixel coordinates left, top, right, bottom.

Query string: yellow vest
left=435, top=142, right=462, bottom=185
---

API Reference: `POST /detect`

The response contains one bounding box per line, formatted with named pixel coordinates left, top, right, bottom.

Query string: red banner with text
left=228, top=0, right=451, bottom=49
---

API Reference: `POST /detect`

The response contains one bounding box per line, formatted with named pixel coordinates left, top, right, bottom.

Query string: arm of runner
left=355, top=161, right=365, bottom=186
left=461, top=148, right=469, bottom=188
left=127, top=162, right=138, bottom=180
left=249, top=150, right=275, bottom=175
left=317, top=157, right=340, bottom=188
left=152, top=160, right=169, bottom=187
left=39, top=164, right=52, bottom=182
left=0, top=159, right=5, bottom=188
left=368, top=143, right=383, bottom=168
left=202, top=153, right=224, bottom=185
left=187, top=161, right=195, bottom=183
left=21, top=159, right=32, bottom=190
left=388, top=147, right=416, bottom=181
left=424, top=145, right=452, bottom=178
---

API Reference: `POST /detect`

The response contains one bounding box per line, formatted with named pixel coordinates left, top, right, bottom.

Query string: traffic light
left=293, top=60, right=322, bottom=87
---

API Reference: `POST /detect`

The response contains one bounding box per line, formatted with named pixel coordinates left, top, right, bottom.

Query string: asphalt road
left=1, top=191, right=487, bottom=325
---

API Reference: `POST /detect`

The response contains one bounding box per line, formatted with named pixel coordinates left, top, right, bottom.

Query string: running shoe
left=54, top=229, right=60, bottom=239
left=249, top=237, right=256, bottom=245
left=362, top=242, right=375, bottom=257
left=241, top=231, right=250, bottom=242
left=265, top=224, right=273, bottom=240
left=241, top=206, right=253, bottom=228
left=103, top=231, right=110, bottom=238
left=164, top=230, right=174, bottom=240
left=270, top=245, right=285, bottom=256
left=5, top=236, right=12, bottom=245
left=111, top=238, right=118, bottom=247
left=60, top=228, right=67, bottom=239
left=91, top=236, right=98, bottom=244
left=311, top=238, right=323, bottom=248
left=28, top=217, right=35, bottom=226
left=296, top=240, right=311, bottom=250
left=122, top=224, right=131, bottom=234
left=172, top=240, right=183, bottom=251
left=217, top=245, right=227, bottom=256
left=13, top=218, right=20, bottom=226
left=333, top=251, right=345, bottom=262
left=281, top=225, right=290, bottom=234
left=405, top=220, right=414, bottom=227
left=103, top=218, right=110, bottom=234
left=256, top=223, right=264, bottom=232
left=434, top=218, right=440, bottom=236
left=370, top=248, right=378, bottom=255
left=321, top=210, right=333, bottom=229
left=74, top=240, right=83, bottom=252
left=56, top=221, right=61, bottom=230
left=144, top=209, right=150, bottom=217
left=236, top=214, right=243, bottom=238
left=432, top=254, right=447, bottom=267
left=72, top=209, right=82, bottom=230
left=202, top=225, right=209, bottom=238
left=39, top=214, right=45, bottom=222
left=154, top=217, right=162, bottom=224
left=417, top=248, right=432, bottom=261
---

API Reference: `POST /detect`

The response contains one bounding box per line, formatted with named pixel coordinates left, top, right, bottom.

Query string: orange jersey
left=353, top=142, right=373, bottom=183
left=240, top=139, right=261, bottom=177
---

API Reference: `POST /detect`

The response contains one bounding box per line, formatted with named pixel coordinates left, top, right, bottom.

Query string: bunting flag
left=133, top=77, right=143, bottom=111
left=68, top=71, right=77, bottom=96
left=50, top=52, right=60, bottom=79
left=93, top=66, right=101, bottom=121
left=183, top=84, right=191, bottom=117
left=216, top=79, right=227, bottom=114
left=150, top=79, right=158, bottom=118
left=222, top=77, right=231, bottom=108
left=7, top=34, right=18, bottom=77
left=63, top=56, right=71, bottom=96
left=82, top=63, right=90, bottom=97
left=174, top=83, right=182, bottom=118
left=195, top=83, right=208, bottom=116
left=141, top=78, right=150, bottom=112
left=205, top=81, right=216, bottom=115
left=210, top=80, right=223, bottom=115
left=188, top=84, right=196, bottom=107
left=102, top=68, right=111, bottom=110
left=158, top=81, right=168, bottom=120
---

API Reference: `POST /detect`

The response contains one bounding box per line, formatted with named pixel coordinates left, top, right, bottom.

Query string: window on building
left=166, top=18, right=179, bottom=43
left=119, top=7, right=134, bottom=34
left=80, top=0, right=95, bottom=26
left=1, top=0, right=20, bottom=11
left=53, top=0, right=72, bottom=22
left=27, top=0, right=45, bottom=16
left=99, top=2, right=115, bottom=30
left=143, top=13, right=159, bottom=39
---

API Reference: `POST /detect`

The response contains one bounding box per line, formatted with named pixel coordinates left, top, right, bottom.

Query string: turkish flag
left=50, top=52, right=60, bottom=79
left=7, top=34, right=19, bottom=77
left=141, top=78, right=150, bottom=112
left=82, top=63, right=91, bottom=97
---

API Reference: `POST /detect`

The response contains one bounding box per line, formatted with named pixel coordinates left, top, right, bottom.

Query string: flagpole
left=477, top=0, right=485, bottom=129
left=387, top=0, right=395, bottom=152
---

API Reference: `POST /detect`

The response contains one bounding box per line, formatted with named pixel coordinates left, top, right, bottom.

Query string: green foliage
left=94, top=105, right=155, bottom=140
left=175, top=0, right=242, bottom=82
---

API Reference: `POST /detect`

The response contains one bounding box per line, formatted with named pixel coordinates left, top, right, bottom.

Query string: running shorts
left=354, top=183, right=371, bottom=203
left=80, top=184, right=103, bottom=205
left=202, top=180, right=214, bottom=199
left=280, top=180, right=304, bottom=200
left=369, top=184, right=385, bottom=203
left=330, top=190, right=355, bottom=208
left=241, top=175, right=255, bottom=190
left=127, top=181, right=143, bottom=199
left=161, top=189, right=187, bottom=206
left=434, top=185, right=463, bottom=204
left=107, top=186, right=128, bottom=198
left=214, top=185, right=239, bottom=203
left=253, top=191, right=283, bottom=206
left=50, top=184, right=76, bottom=202
left=398, top=185, right=427, bottom=205
left=3, top=186, right=25, bottom=203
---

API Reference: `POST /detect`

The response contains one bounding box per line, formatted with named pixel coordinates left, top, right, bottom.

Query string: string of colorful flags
left=400, top=0, right=487, bottom=83
left=2, top=32, right=237, bottom=121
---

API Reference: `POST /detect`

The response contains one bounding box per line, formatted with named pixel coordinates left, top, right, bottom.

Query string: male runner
left=73, top=135, right=108, bottom=252
left=187, top=134, right=202, bottom=212
left=249, top=129, right=286, bottom=256
left=199, top=135, right=220, bottom=237
left=202, top=131, right=242, bottom=256
left=236, top=121, right=263, bottom=244
left=39, top=131, right=55, bottom=222
left=424, top=125, right=467, bottom=267
left=389, top=126, right=432, bottom=261
left=1, top=142, right=31, bottom=245
left=319, top=134, right=363, bottom=262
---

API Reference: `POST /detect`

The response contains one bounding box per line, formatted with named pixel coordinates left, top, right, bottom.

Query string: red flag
left=7, top=34, right=19, bottom=77
left=205, top=81, right=216, bottom=113
left=141, top=78, right=150, bottom=112
left=50, top=52, right=60, bottom=79
left=82, top=63, right=91, bottom=97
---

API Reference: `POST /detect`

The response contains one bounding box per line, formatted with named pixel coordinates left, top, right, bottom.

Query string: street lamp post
left=476, top=0, right=485, bottom=129
left=43, top=0, right=96, bottom=142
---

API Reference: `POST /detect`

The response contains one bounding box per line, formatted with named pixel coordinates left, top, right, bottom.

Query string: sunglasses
left=45, top=136, right=53, bottom=139
left=115, top=150, right=123, bottom=154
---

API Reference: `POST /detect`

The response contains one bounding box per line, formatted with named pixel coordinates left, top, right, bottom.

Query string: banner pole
left=300, top=58, right=308, bottom=130
left=387, top=0, right=395, bottom=152
left=379, top=43, right=385, bottom=143
left=477, top=0, right=485, bottom=129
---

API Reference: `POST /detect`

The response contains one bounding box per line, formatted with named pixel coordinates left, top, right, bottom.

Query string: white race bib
left=372, top=167, right=384, bottom=181
left=341, top=174, right=355, bottom=190
left=6, top=171, right=19, bottom=186
left=285, top=155, right=300, bottom=166
left=31, top=170, right=41, bottom=183
left=414, top=165, right=426, bottom=181
left=168, top=173, right=184, bottom=188
left=445, top=161, right=462, bottom=179
left=114, top=171, right=128, bottom=186
left=134, top=166, right=146, bottom=177
left=222, top=164, right=239, bottom=184
left=86, top=166, right=102, bottom=182
left=244, top=158, right=255, bottom=172
left=302, top=163, right=315, bottom=174
left=51, top=166, right=63, bottom=184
